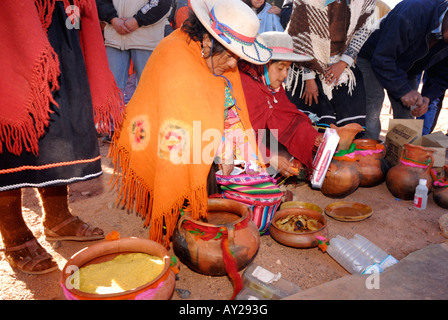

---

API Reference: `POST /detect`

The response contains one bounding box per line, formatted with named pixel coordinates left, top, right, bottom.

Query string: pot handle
left=425, top=154, right=435, bottom=175
left=225, top=223, right=235, bottom=246
left=177, top=212, right=190, bottom=229
left=380, top=143, right=386, bottom=158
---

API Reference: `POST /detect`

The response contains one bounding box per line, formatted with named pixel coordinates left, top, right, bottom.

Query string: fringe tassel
left=321, top=64, right=356, bottom=101
left=109, top=140, right=209, bottom=248
left=94, top=82, right=125, bottom=135
left=35, top=0, right=56, bottom=31
left=0, top=42, right=60, bottom=156
left=285, top=64, right=304, bottom=98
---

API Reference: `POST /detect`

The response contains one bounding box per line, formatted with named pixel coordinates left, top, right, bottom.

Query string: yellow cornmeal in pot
left=70, top=253, right=165, bottom=294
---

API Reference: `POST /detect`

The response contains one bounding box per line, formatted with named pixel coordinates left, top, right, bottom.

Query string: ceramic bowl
left=269, top=208, right=328, bottom=248
left=61, top=237, right=175, bottom=300
left=279, top=201, right=323, bottom=213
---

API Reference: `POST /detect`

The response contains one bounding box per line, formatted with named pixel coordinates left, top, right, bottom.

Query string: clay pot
left=269, top=208, right=328, bottom=248
left=61, top=237, right=176, bottom=300
left=433, top=165, right=448, bottom=209
left=172, top=198, right=260, bottom=276
left=332, top=123, right=364, bottom=152
left=386, top=144, right=435, bottom=200
left=321, top=123, right=363, bottom=198
left=353, top=138, right=386, bottom=187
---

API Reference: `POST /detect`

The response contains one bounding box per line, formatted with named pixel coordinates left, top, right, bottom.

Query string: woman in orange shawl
left=110, top=0, right=272, bottom=247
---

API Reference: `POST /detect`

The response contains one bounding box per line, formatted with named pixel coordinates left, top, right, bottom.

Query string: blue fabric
left=105, top=46, right=152, bottom=91
left=325, top=0, right=349, bottom=6
left=358, top=0, right=448, bottom=100
left=418, top=98, right=440, bottom=135
left=257, top=3, right=284, bottom=33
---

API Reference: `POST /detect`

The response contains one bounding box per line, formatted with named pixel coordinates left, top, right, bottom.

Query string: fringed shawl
left=0, top=0, right=124, bottom=156
left=110, top=29, right=261, bottom=247
left=285, top=0, right=376, bottom=99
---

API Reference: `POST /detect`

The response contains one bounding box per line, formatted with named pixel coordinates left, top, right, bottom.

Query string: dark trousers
left=286, top=66, right=366, bottom=130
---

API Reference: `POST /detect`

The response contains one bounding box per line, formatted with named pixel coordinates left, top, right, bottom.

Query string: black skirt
left=0, top=3, right=102, bottom=191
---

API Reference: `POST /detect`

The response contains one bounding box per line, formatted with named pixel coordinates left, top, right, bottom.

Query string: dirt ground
left=1, top=100, right=448, bottom=301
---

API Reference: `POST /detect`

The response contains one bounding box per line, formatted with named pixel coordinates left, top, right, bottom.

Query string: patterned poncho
left=285, top=0, right=376, bottom=99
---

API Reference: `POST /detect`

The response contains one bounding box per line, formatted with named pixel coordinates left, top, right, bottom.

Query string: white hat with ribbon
left=260, top=31, right=312, bottom=62
left=190, top=0, right=272, bottom=65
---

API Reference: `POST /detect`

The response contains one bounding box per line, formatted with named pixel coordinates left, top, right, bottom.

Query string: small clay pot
left=321, top=159, right=362, bottom=198
left=269, top=208, right=328, bottom=248
left=386, top=144, right=434, bottom=200
left=61, top=237, right=175, bottom=300
left=353, top=139, right=386, bottom=187
left=433, top=165, right=448, bottom=209
left=321, top=123, right=364, bottom=198
left=172, top=198, right=260, bottom=276
left=433, top=188, right=448, bottom=209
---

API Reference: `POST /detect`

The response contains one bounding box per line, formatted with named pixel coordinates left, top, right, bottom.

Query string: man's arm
left=133, top=0, right=172, bottom=27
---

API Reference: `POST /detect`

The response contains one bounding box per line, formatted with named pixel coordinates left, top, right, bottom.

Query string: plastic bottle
left=327, top=236, right=374, bottom=274
left=413, top=178, right=428, bottom=210
left=350, top=234, right=388, bottom=264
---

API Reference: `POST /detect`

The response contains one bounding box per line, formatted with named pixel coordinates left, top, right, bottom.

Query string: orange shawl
left=0, top=0, right=123, bottom=156
left=110, top=29, right=262, bottom=247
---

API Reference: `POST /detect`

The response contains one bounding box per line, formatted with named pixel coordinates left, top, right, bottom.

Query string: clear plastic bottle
left=350, top=234, right=388, bottom=264
left=413, top=178, right=428, bottom=210
left=327, top=236, right=374, bottom=274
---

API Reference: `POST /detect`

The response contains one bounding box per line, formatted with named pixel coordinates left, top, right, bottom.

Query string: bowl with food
left=61, top=237, right=176, bottom=300
left=269, top=208, right=328, bottom=248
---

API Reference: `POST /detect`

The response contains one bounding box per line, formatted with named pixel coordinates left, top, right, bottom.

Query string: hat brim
left=190, top=0, right=272, bottom=65
left=271, top=52, right=313, bottom=62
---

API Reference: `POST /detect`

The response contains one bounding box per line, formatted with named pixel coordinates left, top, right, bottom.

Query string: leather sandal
left=44, top=216, right=104, bottom=241
left=1, top=238, right=58, bottom=275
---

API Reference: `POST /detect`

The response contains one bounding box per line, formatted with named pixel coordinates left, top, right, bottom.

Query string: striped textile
left=217, top=173, right=283, bottom=234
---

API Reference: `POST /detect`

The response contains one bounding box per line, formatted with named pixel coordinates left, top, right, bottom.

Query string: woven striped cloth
left=216, top=173, right=283, bottom=234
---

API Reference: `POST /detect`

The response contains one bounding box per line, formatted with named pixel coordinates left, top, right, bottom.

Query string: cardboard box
left=385, top=119, right=447, bottom=168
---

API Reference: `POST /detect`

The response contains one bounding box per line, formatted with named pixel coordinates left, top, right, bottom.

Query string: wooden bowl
left=61, top=237, right=175, bottom=300
left=269, top=208, right=328, bottom=248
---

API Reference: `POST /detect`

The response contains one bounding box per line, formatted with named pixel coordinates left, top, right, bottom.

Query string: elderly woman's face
left=268, top=61, right=292, bottom=89
left=202, top=35, right=240, bottom=75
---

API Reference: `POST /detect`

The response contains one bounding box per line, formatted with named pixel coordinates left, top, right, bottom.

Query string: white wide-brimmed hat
left=260, top=31, right=312, bottom=62
left=190, top=0, right=272, bottom=65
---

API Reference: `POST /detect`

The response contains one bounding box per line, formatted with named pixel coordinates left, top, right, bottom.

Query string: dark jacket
left=422, top=57, right=448, bottom=101
left=358, top=0, right=448, bottom=100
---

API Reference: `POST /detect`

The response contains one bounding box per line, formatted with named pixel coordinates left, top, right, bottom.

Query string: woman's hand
left=111, top=17, right=131, bottom=35
left=302, top=79, right=319, bottom=106
left=314, top=133, right=324, bottom=148
left=268, top=5, right=281, bottom=15
left=219, top=163, right=234, bottom=176
left=324, top=61, right=347, bottom=85
left=124, top=17, right=139, bottom=32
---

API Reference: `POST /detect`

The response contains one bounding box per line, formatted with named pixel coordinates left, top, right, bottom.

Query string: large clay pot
left=321, top=123, right=363, bottom=198
left=353, top=138, right=386, bottom=187
left=386, top=144, right=435, bottom=200
left=172, top=198, right=260, bottom=276
left=61, top=237, right=176, bottom=300
left=433, top=165, right=448, bottom=209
